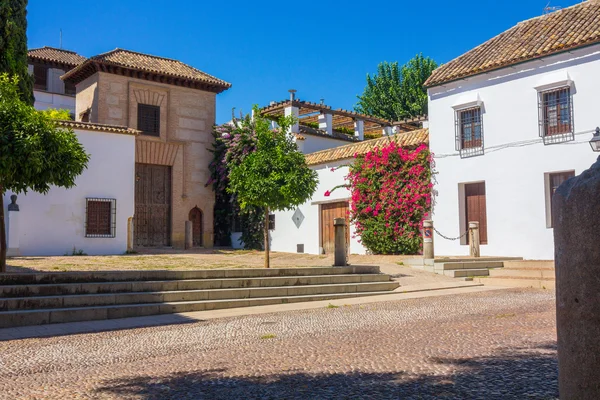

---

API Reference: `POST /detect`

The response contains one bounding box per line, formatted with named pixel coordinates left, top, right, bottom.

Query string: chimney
left=289, top=89, right=297, bottom=101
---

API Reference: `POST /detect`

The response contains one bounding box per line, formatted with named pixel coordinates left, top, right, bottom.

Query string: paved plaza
left=0, top=288, right=557, bottom=399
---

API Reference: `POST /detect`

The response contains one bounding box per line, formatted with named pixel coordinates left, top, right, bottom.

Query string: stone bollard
left=185, top=221, right=193, bottom=250
left=126, top=217, right=134, bottom=253
left=333, top=218, right=347, bottom=267
left=554, top=156, right=600, bottom=399
left=468, top=221, right=480, bottom=258
left=7, top=195, right=20, bottom=257
left=423, top=220, right=434, bottom=259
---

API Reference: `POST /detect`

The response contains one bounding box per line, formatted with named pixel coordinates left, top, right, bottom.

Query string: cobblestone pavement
left=0, top=289, right=557, bottom=400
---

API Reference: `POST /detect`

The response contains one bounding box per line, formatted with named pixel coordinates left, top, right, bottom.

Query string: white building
left=28, top=47, right=87, bottom=114
left=425, top=1, right=600, bottom=260
left=269, top=128, right=428, bottom=255
left=3, top=121, right=138, bottom=256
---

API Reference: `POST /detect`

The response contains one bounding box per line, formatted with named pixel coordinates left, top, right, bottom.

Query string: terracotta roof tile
left=62, top=48, right=231, bottom=93
left=305, top=128, right=428, bottom=166
left=425, top=1, right=600, bottom=87
left=28, top=47, right=86, bottom=68
left=56, top=120, right=140, bottom=136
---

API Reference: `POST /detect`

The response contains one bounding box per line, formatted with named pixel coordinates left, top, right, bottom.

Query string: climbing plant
left=326, top=142, right=434, bottom=255
left=207, top=113, right=264, bottom=249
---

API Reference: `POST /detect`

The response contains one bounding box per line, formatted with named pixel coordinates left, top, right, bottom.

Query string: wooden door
left=464, top=182, right=488, bottom=244
left=320, top=201, right=349, bottom=254
left=189, top=207, right=203, bottom=247
left=135, top=164, right=172, bottom=246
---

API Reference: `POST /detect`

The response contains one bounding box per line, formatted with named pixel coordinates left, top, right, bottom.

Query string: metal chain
left=433, top=227, right=469, bottom=241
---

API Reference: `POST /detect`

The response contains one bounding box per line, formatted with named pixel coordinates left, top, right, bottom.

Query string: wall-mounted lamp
left=590, top=127, right=600, bottom=152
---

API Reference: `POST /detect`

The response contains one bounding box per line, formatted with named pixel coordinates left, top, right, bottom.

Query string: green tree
left=0, top=0, right=33, bottom=105
left=0, top=75, right=89, bottom=271
left=228, top=107, right=318, bottom=268
left=355, top=54, right=437, bottom=121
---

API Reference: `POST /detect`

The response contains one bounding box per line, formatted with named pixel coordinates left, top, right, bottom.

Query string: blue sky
left=27, top=0, right=581, bottom=123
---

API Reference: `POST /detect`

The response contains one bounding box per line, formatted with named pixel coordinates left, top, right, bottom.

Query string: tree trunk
left=264, top=206, right=270, bottom=269
left=0, top=187, right=6, bottom=273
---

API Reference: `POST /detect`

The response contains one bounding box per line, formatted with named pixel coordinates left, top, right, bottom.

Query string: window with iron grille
left=539, top=87, right=574, bottom=144
left=85, top=198, right=116, bottom=238
left=33, top=64, right=48, bottom=91
left=455, top=107, right=484, bottom=158
left=137, top=104, right=160, bottom=136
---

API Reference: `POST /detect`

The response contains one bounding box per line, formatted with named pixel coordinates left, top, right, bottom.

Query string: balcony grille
left=538, top=87, right=574, bottom=145
left=455, top=107, right=484, bottom=158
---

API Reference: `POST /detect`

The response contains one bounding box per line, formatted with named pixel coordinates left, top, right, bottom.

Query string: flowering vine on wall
left=207, top=114, right=264, bottom=249
left=327, top=142, right=434, bottom=255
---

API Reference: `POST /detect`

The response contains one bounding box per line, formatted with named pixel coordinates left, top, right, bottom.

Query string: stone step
left=0, top=274, right=390, bottom=298
left=433, top=257, right=522, bottom=263
left=0, top=266, right=381, bottom=285
left=0, top=290, right=399, bottom=328
left=434, top=261, right=504, bottom=270
left=0, top=281, right=399, bottom=311
left=489, top=269, right=556, bottom=279
left=473, top=277, right=555, bottom=290
left=443, top=269, right=490, bottom=278
left=502, top=260, right=555, bottom=270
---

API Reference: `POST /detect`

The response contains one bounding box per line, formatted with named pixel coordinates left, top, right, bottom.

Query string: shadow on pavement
left=95, top=344, right=558, bottom=399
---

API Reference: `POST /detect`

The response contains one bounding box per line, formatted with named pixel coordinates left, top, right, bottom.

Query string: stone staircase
left=472, top=260, right=555, bottom=289
left=0, top=266, right=398, bottom=328
left=406, top=257, right=522, bottom=279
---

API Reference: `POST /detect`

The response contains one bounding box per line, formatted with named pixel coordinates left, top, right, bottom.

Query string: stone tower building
left=63, top=49, right=231, bottom=248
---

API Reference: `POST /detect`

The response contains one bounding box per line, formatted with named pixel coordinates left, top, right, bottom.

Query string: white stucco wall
left=269, top=160, right=366, bottom=255
left=33, top=90, right=76, bottom=114
left=428, top=45, right=600, bottom=260
left=3, top=128, right=135, bottom=256
left=299, top=135, right=355, bottom=154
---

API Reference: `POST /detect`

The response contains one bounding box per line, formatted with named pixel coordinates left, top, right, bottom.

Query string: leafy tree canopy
left=0, top=74, right=89, bottom=270
left=355, top=54, right=438, bottom=121
left=228, top=107, right=318, bottom=212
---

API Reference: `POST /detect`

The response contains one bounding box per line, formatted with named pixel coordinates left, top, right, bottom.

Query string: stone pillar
left=185, top=220, right=193, bottom=250
left=284, top=90, right=299, bottom=135
left=7, top=195, right=20, bottom=257
left=333, top=218, right=347, bottom=267
left=127, top=217, right=134, bottom=253
left=468, top=221, right=480, bottom=257
left=354, top=119, right=364, bottom=141
left=318, top=112, right=333, bottom=136
left=382, top=126, right=393, bottom=136
left=554, top=156, right=600, bottom=399
left=423, top=220, right=434, bottom=259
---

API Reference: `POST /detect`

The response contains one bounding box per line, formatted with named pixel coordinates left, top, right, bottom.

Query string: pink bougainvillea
left=343, top=142, right=434, bottom=254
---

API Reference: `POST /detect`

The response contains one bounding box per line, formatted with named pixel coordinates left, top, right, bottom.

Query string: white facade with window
left=428, top=44, right=600, bottom=260
left=2, top=125, right=136, bottom=256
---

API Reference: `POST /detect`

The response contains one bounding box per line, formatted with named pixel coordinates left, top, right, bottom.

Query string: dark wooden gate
left=189, top=207, right=203, bottom=247
left=135, top=163, right=172, bottom=246
left=465, top=182, right=488, bottom=244
left=320, top=201, right=350, bottom=254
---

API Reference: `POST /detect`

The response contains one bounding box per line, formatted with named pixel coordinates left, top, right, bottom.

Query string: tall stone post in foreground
left=333, top=218, right=347, bottom=267
left=423, top=220, right=434, bottom=259
left=554, top=156, right=600, bottom=399
left=7, top=195, right=20, bottom=257
left=469, top=222, right=480, bottom=258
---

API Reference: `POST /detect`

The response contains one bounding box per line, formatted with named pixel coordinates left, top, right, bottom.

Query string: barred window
left=33, top=65, right=48, bottom=91
left=86, top=198, right=116, bottom=238
left=137, top=104, right=160, bottom=136
left=539, top=87, right=574, bottom=144
left=455, top=107, right=484, bottom=158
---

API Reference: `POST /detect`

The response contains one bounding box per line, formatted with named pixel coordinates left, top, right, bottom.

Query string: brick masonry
left=75, top=72, right=216, bottom=248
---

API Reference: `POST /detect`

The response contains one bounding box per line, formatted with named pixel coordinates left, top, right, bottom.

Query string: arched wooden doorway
left=188, top=207, right=203, bottom=247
